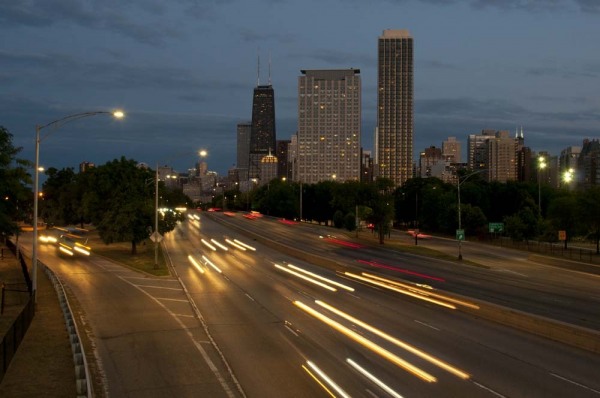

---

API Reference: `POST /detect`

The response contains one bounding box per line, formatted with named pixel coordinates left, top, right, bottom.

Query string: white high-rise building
left=297, top=69, right=361, bottom=183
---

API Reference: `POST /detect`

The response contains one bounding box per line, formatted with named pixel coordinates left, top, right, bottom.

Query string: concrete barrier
left=209, top=213, right=600, bottom=354
left=44, top=265, right=92, bottom=397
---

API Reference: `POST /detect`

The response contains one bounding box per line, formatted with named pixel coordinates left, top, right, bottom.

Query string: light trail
left=345, top=272, right=456, bottom=309
left=201, top=239, right=217, bottom=251
left=363, top=273, right=479, bottom=310
left=346, top=358, right=404, bottom=398
left=301, top=365, right=336, bottom=398
left=202, top=255, right=222, bottom=273
left=357, top=259, right=445, bottom=282
left=275, top=264, right=337, bottom=292
left=287, top=263, right=355, bottom=292
left=294, top=301, right=437, bottom=383
left=305, top=361, right=350, bottom=398
left=225, top=239, right=247, bottom=251
left=317, top=300, right=470, bottom=379
left=233, top=239, right=256, bottom=251
left=187, top=255, right=205, bottom=274
left=210, top=238, right=229, bottom=251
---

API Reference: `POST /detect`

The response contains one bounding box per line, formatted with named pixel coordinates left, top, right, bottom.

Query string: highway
left=21, top=213, right=600, bottom=397
left=161, top=213, right=600, bottom=397
left=210, top=212, right=600, bottom=331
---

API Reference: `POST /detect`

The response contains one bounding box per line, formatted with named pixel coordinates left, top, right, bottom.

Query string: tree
left=546, top=194, right=578, bottom=248
left=577, top=187, right=600, bottom=254
left=85, top=158, right=155, bottom=254
left=367, top=178, right=395, bottom=244
left=333, top=210, right=344, bottom=228
left=0, top=126, right=32, bottom=238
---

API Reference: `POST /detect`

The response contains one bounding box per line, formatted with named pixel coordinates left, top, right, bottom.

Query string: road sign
left=558, top=230, right=566, bottom=241
left=149, top=231, right=163, bottom=243
left=456, top=229, right=465, bottom=241
left=489, top=222, right=504, bottom=233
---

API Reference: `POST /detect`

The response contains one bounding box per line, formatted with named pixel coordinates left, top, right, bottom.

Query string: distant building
left=79, top=161, right=95, bottom=173
left=361, top=149, right=374, bottom=183
left=442, top=137, right=461, bottom=163
left=577, top=139, right=600, bottom=189
left=486, top=130, right=517, bottom=183
left=288, top=134, right=298, bottom=181
left=249, top=85, right=276, bottom=180
left=259, top=151, right=278, bottom=185
left=276, top=139, right=290, bottom=179
left=375, top=29, right=414, bottom=187
left=537, top=151, right=559, bottom=189
left=419, top=146, right=443, bottom=178
left=237, top=121, right=251, bottom=180
left=297, top=69, right=361, bottom=183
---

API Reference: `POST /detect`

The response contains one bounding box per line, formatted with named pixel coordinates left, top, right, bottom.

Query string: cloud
left=421, top=60, right=459, bottom=70
left=0, top=0, right=183, bottom=45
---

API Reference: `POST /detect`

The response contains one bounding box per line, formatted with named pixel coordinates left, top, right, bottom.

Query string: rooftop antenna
left=268, top=50, right=272, bottom=86
left=257, top=47, right=260, bottom=86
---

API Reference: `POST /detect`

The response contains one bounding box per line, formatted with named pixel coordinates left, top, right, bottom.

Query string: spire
left=257, top=47, right=260, bottom=86
left=268, top=51, right=272, bottom=86
left=520, top=126, right=524, bottom=139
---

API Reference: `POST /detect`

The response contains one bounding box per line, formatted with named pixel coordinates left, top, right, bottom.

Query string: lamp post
left=33, top=110, right=124, bottom=300
left=537, top=156, right=547, bottom=216
left=457, top=169, right=487, bottom=260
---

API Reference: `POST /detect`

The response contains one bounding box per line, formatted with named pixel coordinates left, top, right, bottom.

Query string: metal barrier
left=44, top=265, right=91, bottom=398
left=0, top=295, right=34, bottom=383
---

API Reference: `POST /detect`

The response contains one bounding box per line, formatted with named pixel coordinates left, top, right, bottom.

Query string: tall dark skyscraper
left=249, top=84, right=276, bottom=179
left=376, top=29, right=414, bottom=187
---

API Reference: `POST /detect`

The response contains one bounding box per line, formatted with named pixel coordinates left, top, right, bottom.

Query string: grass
left=84, top=230, right=170, bottom=276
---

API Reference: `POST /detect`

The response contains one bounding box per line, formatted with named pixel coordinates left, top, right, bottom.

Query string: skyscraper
left=297, top=69, right=361, bottom=184
left=249, top=85, right=276, bottom=179
left=376, top=29, right=414, bottom=187
left=236, top=121, right=251, bottom=180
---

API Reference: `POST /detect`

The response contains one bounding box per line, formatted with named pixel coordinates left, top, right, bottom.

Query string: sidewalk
left=0, top=243, right=76, bottom=397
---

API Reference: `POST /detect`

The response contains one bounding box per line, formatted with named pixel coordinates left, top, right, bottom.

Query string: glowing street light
left=33, top=110, right=125, bottom=300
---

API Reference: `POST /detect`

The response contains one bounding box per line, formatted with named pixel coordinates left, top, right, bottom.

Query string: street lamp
left=457, top=169, right=487, bottom=260
left=33, top=110, right=125, bottom=300
left=537, top=156, right=547, bottom=215
left=562, top=168, right=575, bottom=186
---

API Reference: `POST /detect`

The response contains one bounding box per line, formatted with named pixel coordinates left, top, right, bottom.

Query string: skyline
left=1, top=0, right=599, bottom=176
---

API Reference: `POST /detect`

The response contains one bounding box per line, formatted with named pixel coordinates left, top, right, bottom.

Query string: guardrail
left=43, top=265, right=91, bottom=397
left=0, top=294, right=34, bottom=383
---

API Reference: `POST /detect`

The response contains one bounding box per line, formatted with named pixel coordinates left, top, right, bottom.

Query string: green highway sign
left=489, top=222, right=504, bottom=233
left=456, top=229, right=465, bottom=241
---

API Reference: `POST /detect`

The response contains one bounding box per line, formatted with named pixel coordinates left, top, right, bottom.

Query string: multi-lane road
left=27, top=213, right=600, bottom=397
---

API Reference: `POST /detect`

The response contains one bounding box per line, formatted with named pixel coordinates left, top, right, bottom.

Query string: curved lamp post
left=33, top=110, right=124, bottom=301
left=457, top=169, right=487, bottom=260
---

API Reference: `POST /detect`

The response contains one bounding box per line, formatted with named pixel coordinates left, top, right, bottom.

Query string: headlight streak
left=58, top=244, right=74, bottom=256
left=201, top=239, right=217, bottom=251
left=187, top=255, right=205, bottom=274
left=305, top=360, right=351, bottom=398
left=357, top=259, right=445, bottom=282
left=233, top=239, right=256, bottom=251
left=287, top=263, right=355, bottom=292
left=210, top=239, right=229, bottom=251
left=362, top=273, right=480, bottom=310
left=225, top=239, right=247, bottom=251
left=294, top=301, right=436, bottom=383
left=344, top=273, right=456, bottom=310
left=274, top=264, right=337, bottom=292
left=346, top=358, right=404, bottom=398
left=317, top=301, right=470, bottom=380
left=73, top=246, right=91, bottom=256
left=301, top=365, right=336, bottom=398
left=202, top=255, right=222, bottom=273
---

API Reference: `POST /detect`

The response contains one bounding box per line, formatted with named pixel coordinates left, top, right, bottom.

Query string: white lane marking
left=175, top=313, right=196, bottom=318
left=284, top=324, right=299, bottom=337
left=496, top=268, right=528, bottom=277
left=550, top=373, right=600, bottom=394
left=473, top=381, right=507, bottom=397
left=245, top=293, right=255, bottom=302
left=156, top=298, right=189, bottom=302
left=124, top=276, right=179, bottom=282
left=134, top=285, right=182, bottom=291
left=414, top=320, right=440, bottom=331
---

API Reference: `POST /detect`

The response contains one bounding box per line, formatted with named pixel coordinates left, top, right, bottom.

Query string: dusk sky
left=2, top=0, right=599, bottom=176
